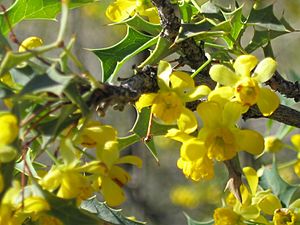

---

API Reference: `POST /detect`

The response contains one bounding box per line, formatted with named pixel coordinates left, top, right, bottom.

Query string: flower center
left=235, top=78, right=260, bottom=106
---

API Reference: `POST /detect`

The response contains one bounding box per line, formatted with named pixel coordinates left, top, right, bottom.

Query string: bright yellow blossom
left=0, top=113, right=18, bottom=145
left=106, top=0, right=159, bottom=23
left=196, top=101, right=264, bottom=161
left=214, top=207, right=243, bottom=225
left=210, top=55, right=279, bottom=116
left=264, top=136, right=284, bottom=153
left=273, top=208, right=296, bottom=225
left=170, top=185, right=201, bottom=208
left=136, top=61, right=210, bottom=133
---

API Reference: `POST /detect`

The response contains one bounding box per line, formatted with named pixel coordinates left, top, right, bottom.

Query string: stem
left=190, top=0, right=202, bottom=12
left=191, top=53, right=211, bottom=78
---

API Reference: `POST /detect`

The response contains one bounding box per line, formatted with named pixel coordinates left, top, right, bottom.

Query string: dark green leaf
left=81, top=197, right=145, bottom=225
left=132, top=108, right=158, bottom=161
left=42, top=190, right=103, bottom=225
left=176, top=19, right=231, bottom=43
left=184, top=213, right=214, bottom=225
left=118, top=134, right=140, bottom=151
left=245, top=29, right=288, bottom=53
left=247, top=5, right=292, bottom=32
left=113, top=14, right=161, bottom=36
left=91, top=26, right=156, bottom=82
left=19, top=66, right=73, bottom=96
left=260, top=159, right=298, bottom=207
left=0, top=81, right=14, bottom=98
left=0, top=0, right=98, bottom=35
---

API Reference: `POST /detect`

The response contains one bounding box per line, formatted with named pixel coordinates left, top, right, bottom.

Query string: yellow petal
left=233, top=55, right=258, bottom=77
left=105, top=0, right=136, bottom=22
left=116, top=155, right=142, bottom=168
left=209, top=64, right=239, bottom=86
left=101, top=177, right=126, bottom=207
left=291, top=134, right=300, bottom=151
left=235, top=129, right=264, bottom=155
left=181, top=85, right=211, bottom=102
left=170, top=71, right=194, bottom=89
left=208, top=86, right=234, bottom=105
left=157, top=60, right=172, bottom=90
left=196, top=102, right=221, bottom=128
left=177, top=108, right=197, bottom=134
left=253, top=57, right=277, bottom=83
left=110, top=165, right=131, bottom=185
left=257, top=87, right=280, bottom=116
left=135, top=93, right=157, bottom=112
left=243, top=167, right=258, bottom=195
left=222, top=102, right=242, bottom=127
left=181, top=138, right=206, bottom=161
left=165, top=128, right=194, bottom=143
left=258, top=194, right=282, bottom=215
left=0, top=114, right=18, bottom=145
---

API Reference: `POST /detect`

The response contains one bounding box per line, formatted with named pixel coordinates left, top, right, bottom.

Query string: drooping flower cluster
left=40, top=120, right=142, bottom=207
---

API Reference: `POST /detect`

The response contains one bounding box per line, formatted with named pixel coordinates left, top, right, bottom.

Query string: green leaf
left=260, top=159, right=298, bottom=207
left=0, top=81, right=14, bottom=98
left=222, top=6, right=244, bottom=48
left=113, top=14, right=161, bottom=36
left=15, top=148, right=39, bottom=178
left=42, top=190, right=103, bottom=225
left=132, top=108, right=158, bottom=161
left=91, top=26, right=156, bottom=82
left=184, top=213, right=214, bottom=225
left=118, top=134, right=140, bottom=151
left=245, top=29, right=289, bottom=53
left=0, top=0, right=98, bottom=35
left=81, top=197, right=145, bottom=225
left=176, top=19, right=231, bottom=43
left=247, top=5, right=293, bottom=32
left=19, top=66, right=73, bottom=96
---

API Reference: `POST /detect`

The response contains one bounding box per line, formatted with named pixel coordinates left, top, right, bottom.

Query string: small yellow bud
left=214, top=207, right=240, bottom=225
left=0, top=113, right=18, bottom=145
left=19, top=36, right=43, bottom=52
left=264, top=136, right=284, bottom=153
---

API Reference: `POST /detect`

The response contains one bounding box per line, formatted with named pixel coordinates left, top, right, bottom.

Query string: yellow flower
left=210, top=55, right=279, bottom=116
left=136, top=61, right=210, bottom=133
left=273, top=208, right=296, bottom=225
left=196, top=101, right=264, bottom=161
left=19, top=36, right=43, bottom=52
left=214, top=207, right=242, bottom=225
left=106, top=0, right=159, bottom=23
left=170, top=185, right=201, bottom=208
left=0, top=113, right=18, bottom=145
left=264, top=136, right=284, bottom=153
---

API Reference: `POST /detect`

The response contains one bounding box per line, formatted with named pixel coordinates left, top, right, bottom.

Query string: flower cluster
left=213, top=167, right=300, bottom=225
left=136, top=55, right=278, bottom=181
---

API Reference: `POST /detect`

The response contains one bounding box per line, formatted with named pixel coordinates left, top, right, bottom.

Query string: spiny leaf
left=247, top=5, right=293, bottom=32
left=81, top=197, right=145, bottom=225
left=91, top=26, right=156, bottom=82
left=112, top=14, right=161, bottom=36
left=0, top=0, right=98, bottom=35
left=260, top=159, right=298, bottom=207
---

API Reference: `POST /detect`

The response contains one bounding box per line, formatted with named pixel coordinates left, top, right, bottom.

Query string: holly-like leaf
left=260, top=159, right=298, bottom=207
left=184, top=213, right=214, bottom=225
left=91, top=26, right=156, bottom=82
left=0, top=0, right=98, bottom=35
left=19, top=66, right=73, bottom=96
left=113, top=14, right=161, bottom=36
left=245, top=29, right=290, bottom=53
left=131, top=108, right=176, bottom=161
left=176, top=19, right=231, bottom=43
left=118, top=134, right=140, bottom=151
left=247, top=5, right=293, bottom=32
left=81, top=197, right=145, bottom=225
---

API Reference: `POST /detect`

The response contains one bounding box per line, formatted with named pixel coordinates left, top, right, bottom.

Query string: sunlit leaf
left=91, top=26, right=156, bottom=82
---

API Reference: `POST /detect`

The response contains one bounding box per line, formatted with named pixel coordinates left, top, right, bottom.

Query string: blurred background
left=1, top=0, right=300, bottom=224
